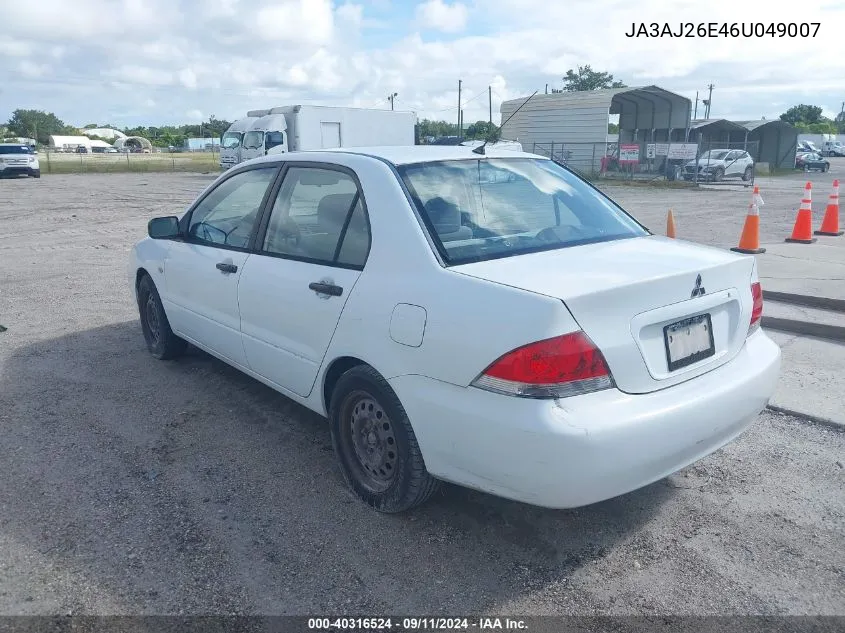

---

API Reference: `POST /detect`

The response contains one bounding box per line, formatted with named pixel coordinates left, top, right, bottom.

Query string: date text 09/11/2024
left=625, top=22, right=821, bottom=38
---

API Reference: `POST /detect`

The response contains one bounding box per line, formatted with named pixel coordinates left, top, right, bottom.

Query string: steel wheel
left=348, top=392, right=398, bottom=493
left=143, top=293, right=161, bottom=347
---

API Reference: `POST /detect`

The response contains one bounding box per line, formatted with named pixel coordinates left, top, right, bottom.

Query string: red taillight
left=749, top=282, right=763, bottom=334
left=471, top=331, right=614, bottom=398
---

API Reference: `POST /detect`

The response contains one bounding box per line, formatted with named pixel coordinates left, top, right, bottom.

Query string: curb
left=766, top=404, right=845, bottom=431
left=764, top=291, right=845, bottom=313
left=761, top=316, right=845, bottom=342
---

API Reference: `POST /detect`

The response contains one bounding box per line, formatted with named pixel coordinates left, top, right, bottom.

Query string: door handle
left=216, top=262, right=238, bottom=274
left=309, top=282, right=343, bottom=297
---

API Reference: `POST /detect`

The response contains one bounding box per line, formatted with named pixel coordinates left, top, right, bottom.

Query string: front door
left=238, top=164, right=370, bottom=396
left=162, top=166, right=279, bottom=366
left=240, top=129, right=266, bottom=162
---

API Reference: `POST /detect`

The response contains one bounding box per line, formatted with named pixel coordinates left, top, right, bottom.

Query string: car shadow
left=0, top=321, right=675, bottom=615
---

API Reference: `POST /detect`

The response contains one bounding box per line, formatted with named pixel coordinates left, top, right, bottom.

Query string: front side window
left=262, top=167, right=370, bottom=267
left=222, top=132, right=241, bottom=149
left=242, top=131, right=264, bottom=150
left=397, top=158, right=647, bottom=265
left=265, top=131, right=284, bottom=150
left=187, top=167, right=277, bottom=249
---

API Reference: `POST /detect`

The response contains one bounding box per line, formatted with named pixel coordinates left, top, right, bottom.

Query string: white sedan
left=129, top=146, right=781, bottom=513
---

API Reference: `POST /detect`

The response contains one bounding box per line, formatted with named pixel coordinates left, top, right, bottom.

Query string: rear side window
left=397, top=158, right=647, bottom=265
left=262, top=167, right=370, bottom=268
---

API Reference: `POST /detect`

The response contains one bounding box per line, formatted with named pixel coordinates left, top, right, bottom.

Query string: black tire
left=713, top=167, right=724, bottom=182
left=823, top=164, right=829, bottom=172
left=137, top=274, right=187, bottom=360
left=742, top=166, right=752, bottom=181
left=805, top=163, right=811, bottom=172
left=329, top=365, right=440, bottom=513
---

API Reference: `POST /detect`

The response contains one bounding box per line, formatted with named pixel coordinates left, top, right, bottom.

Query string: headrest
left=317, top=193, right=355, bottom=227
left=424, top=197, right=461, bottom=233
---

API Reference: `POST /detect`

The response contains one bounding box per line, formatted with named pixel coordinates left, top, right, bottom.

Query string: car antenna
left=473, top=89, right=538, bottom=155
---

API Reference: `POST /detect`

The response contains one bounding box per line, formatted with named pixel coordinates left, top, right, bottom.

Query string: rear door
left=162, top=166, right=279, bottom=366
left=238, top=163, right=370, bottom=397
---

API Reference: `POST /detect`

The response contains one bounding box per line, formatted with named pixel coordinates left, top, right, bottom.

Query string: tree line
left=4, top=66, right=841, bottom=149
left=1, top=109, right=232, bottom=147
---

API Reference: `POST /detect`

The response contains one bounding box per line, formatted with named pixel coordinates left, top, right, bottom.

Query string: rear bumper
left=389, top=329, right=781, bottom=509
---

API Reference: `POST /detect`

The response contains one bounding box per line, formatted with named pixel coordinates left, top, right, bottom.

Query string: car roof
left=268, top=145, right=548, bottom=167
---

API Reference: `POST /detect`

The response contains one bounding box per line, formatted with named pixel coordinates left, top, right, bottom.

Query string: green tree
left=779, top=104, right=824, bottom=125
left=6, top=109, right=71, bottom=145
left=465, top=120, right=497, bottom=139
left=555, top=65, right=627, bottom=92
left=608, top=123, right=619, bottom=134
left=83, top=123, right=99, bottom=129
left=417, top=119, right=459, bottom=140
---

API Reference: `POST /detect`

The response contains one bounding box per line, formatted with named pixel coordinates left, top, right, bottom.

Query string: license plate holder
left=663, top=313, right=715, bottom=371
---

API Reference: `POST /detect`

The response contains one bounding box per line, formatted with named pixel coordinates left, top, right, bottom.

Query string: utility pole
left=457, top=80, right=462, bottom=134
left=545, top=83, right=549, bottom=94
left=704, top=83, right=714, bottom=119
left=460, top=109, right=464, bottom=138
left=387, top=92, right=397, bottom=110
left=839, top=101, right=845, bottom=133
left=488, top=86, right=492, bottom=124
left=693, top=91, right=699, bottom=119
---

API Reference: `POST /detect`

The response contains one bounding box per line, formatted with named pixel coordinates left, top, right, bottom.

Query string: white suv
left=683, top=149, right=754, bottom=182
left=0, top=144, right=40, bottom=178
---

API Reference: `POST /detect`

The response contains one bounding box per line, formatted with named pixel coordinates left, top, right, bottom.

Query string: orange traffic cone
left=666, top=209, right=677, bottom=238
left=731, top=201, right=766, bottom=254
left=815, top=179, right=843, bottom=236
left=785, top=182, right=817, bottom=244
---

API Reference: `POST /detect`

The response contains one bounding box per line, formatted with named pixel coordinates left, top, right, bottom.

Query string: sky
left=1, top=0, right=843, bottom=130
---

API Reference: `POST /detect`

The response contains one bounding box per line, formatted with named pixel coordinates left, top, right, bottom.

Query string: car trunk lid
left=452, top=235, right=756, bottom=394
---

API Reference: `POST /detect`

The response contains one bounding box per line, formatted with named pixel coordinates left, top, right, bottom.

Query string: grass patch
left=40, top=152, right=221, bottom=175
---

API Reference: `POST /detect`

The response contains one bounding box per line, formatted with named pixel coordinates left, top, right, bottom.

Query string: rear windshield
left=0, top=145, right=32, bottom=154
left=396, top=158, right=648, bottom=265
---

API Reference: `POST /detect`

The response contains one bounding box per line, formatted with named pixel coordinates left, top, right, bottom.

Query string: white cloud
left=0, top=0, right=842, bottom=127
left=415, top=0, right=468, bottom=33
left=185, top=109, right=203, bottom=121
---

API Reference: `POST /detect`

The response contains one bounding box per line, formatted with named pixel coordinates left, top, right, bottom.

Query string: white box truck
left=219, top=116, right=260, bottom=169
left=219, top=105, right=416, bottom=169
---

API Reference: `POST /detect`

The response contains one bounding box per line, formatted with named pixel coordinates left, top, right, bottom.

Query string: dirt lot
left=0, top=171, right=843, bottom=616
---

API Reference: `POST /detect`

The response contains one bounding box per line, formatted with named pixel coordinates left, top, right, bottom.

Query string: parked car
left=0, top=143, right=40, bottom=178
left=75, top=146, right=88, bottom=153
left=130, top=146, right=781, bottom=513
left=683, top=149, right=754, bottom=182
left=796, top=152, right=830, bottom=172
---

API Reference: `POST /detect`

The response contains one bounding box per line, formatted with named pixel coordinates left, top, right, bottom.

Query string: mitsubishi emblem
left=691, top=274, right=706, bottom=298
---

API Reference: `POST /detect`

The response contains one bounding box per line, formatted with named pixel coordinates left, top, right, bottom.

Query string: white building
left=81, top=128, right=127, bottom=141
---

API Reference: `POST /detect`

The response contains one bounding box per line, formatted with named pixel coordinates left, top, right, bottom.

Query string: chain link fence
left=37, top=148, right=221, bottom=175
left=530, top=140, right=761, bottom=186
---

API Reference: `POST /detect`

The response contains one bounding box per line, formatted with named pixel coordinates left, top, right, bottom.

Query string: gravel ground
left=0, top=172, right=843, bottom=616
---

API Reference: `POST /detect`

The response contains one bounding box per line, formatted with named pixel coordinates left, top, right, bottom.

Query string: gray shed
left=733, top=120, right=798, bottom=170
left=500, top=86, right=692, bottom=171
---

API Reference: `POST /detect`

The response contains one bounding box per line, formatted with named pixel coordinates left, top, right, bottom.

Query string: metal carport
left=687, top=119, right=748, bottom=146
left=733, top=120, right=798, bottom=170
left=499, top=85, right=692, bottom=172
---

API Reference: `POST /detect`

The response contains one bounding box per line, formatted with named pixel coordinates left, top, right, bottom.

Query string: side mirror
left=148, top=216, right=182, bottom=240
